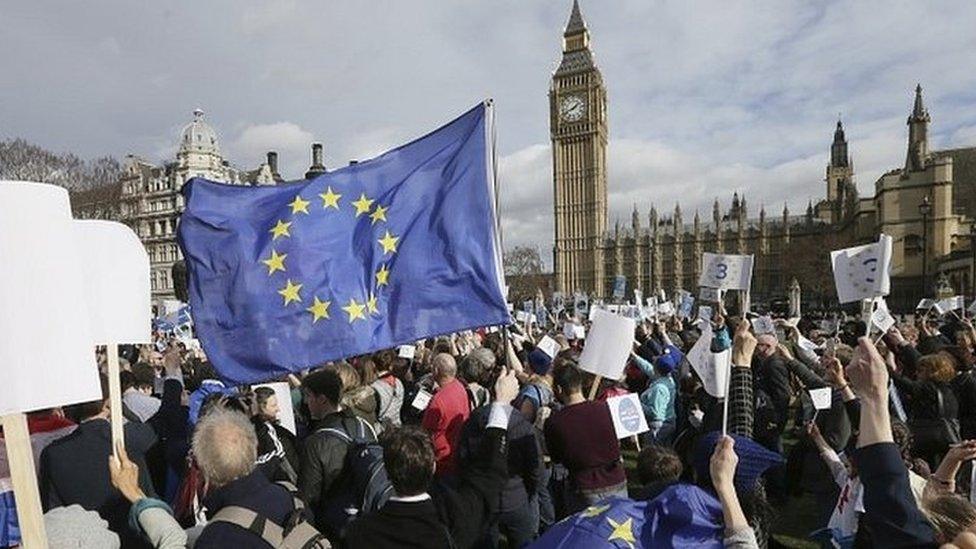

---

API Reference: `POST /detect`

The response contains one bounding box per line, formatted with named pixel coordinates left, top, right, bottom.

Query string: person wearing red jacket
left=422, top=353, right=471, bottom=478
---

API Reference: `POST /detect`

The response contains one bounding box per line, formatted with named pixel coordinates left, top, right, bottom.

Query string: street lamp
left=919, top=196, right=932, bottom=296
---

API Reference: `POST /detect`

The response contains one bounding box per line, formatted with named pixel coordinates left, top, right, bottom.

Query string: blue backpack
left=317, top=418, right=394, bottom=538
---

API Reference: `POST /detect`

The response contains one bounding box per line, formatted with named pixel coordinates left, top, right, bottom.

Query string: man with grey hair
left=460, top=347, right=496, bottom=411
left=192, top=407, right=302, bottom=548
left=422, top=352, right=470, bottom=478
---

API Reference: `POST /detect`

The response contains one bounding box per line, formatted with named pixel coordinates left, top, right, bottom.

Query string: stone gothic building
left=550, top=1, right=976, bottom=311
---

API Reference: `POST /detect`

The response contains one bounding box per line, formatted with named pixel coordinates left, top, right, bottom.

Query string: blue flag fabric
left=528, top=486, right=725, bottom=549
left=177, top=103, right=509, bottom=385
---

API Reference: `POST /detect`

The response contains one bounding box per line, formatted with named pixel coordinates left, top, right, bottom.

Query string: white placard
left=578, top=309, right=637, bottom=381
left=686, top=324, right=730, bottom=398
left=658, top=302, right=675, bottom=316
left=797, top=334, right=820, bottom=353
left=699, top=253, right=754, bottom=291
left=697, top=305, right=713, bottom=323
left=412, top=388, right=433, bottom=411
left=515, top=310, right=533, bottom=323
left=752, top=315, right=776, bottom=336
left=75, top=221, right=151, bottom=344
left=252, top=381, right=297, bottom=435
left=573, top=325, right=586, bottom=340
left=830, top=234, right=893, bottom=304
left=809, top=387, right=833, bottom=410
left=563, top=322, right=577, bottom=340
left=936, top=296, right=964, bottom=314
left=607, top=393, right=649, bottom=439
left=699, top=287, right=724, bottom=303
left=0, top=182, right=101, bottom=415
left=916, top=298, right=935, bottom=311
left=871, top=298, right=896, bottom=333
left=398, top=345, right=416, bottom=359
left=538, top=335, right=560, bottom=358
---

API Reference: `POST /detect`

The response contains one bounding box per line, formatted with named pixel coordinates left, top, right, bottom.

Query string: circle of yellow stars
left=259, top=186, right=398, bottom=324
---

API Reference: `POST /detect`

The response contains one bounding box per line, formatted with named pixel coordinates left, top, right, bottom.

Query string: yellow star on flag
left=261, top=249, right=287, bottom=275
left=378, top=230, right=399, bottom=255
left=367, top=293, right=379, bottom=314
left=579, top=504, right=611, bottom=518
left=278, top=279, right=303, bottom=306
left=270, top=220, right=292, bottom=240
left=606, top=517, right=636, bottom=548
left=375, top=264, right=390, bottom=287
left=289, top=195, right=310, bottom=215
left=352, top=193, right=374, bottom=217
left=306, top=296, right=331, bottom=323
left=319, top=186, right=341, bottom=209
left=369, top=204, right=388, bottom=225
left=342, top=298, right=367, bottom=322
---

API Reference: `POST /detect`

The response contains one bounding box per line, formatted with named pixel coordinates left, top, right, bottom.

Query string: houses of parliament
left=551, top=1, right=976, bottom=311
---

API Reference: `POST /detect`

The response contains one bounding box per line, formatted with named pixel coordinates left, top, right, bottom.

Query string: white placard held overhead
left=917, top=298, right=935, bottom=311
left=578, top=309, right=637, bottom=381
left=606, top=393, right=649, bottom=439
left=699, top=253, right=754, bottom=291
left=700, top=287, right=723, bottom=303
left=686, top=324, right=731, bottom=398
left=612, top=275, right=626, bottom=300
left=871, top=298, right=896, bottom=333
left=563, top=322, right=577, bottom=340
left=697, top=305, right=713, bottom=324
left=411, top=388, right=433, bottom=411
left=74, top=220, right=151, bottom=344
left=658, top=301, right=675, bottom=316
left=398, top=345, right=416, bottom=359
left=573, top=325, right=586, bottom=340
left=252, top=381, right=297, bottom=435
left=809, top=387, right=833, bottom=411
left=678, top=295, right=695, bottom=319
left=830, top=234, right=893, bottom=304
left=633, top=290, right=643, bottom=309
left=936, top=296, right=965, bottom=314
left=797, top=335, right=820, bottom=353
left=537, top=335, right=561, bottom=359
left=0, top=182, right=100, bottom=415
left=752, top=315, right=776, bottom=336
left=515, top=310, right=533, bottom=323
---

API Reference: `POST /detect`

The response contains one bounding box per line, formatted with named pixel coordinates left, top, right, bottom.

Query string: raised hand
left=732, top=320, right=757, bottom=367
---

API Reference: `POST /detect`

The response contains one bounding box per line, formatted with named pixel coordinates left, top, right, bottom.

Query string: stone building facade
left=550, top=2, right=976, bottom=311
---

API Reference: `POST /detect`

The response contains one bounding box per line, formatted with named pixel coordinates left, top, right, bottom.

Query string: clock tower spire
left=550, top=0, right=608, bottom=297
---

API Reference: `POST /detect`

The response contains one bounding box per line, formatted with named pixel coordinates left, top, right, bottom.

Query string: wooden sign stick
left=106, top=342, right=125, bottom=455
left=1, top=412, right=49, bottom=548
left=588, top=374, right=603, bottom=400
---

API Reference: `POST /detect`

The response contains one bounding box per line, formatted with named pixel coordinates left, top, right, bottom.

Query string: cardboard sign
left=578, top=309, right=637, bottom=381
left=252, top=381, right=297, bottom=435
left=0, top=182, right=100, bottom=415
left=752, top=315, right=776, bottom=336
left=398, top=345, right=416, bottom=359
left=537, top=335, right=561, bottom=358
left=697, top=305, right=713, bottom=324
left=686, top=324, right=731, bottom=398
left=871, top=298, right=896, bottom=333
left=699, top=253, right=754, bottom=291
left=809, top=387, right=833, bottom=410
left=607, top=393, right=649, bottom=439
left=411, top=388, right=433, bottom=411
left=830, top=234, right=893, bottom=304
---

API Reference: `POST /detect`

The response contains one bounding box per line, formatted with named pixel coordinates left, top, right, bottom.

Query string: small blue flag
left=177, top=103, right=509, bottom=385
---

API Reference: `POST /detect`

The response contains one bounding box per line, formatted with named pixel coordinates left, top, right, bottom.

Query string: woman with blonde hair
left=329, top=361, right=379, bottom=429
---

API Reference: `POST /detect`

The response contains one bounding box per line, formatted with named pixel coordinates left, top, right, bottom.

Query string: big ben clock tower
left=550, top=0, right=608, bottom=297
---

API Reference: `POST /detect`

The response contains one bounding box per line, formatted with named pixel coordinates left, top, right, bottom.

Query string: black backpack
left=317, top=418, right=394, bottom=538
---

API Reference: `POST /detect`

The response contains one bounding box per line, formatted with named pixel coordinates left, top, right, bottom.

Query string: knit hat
left=693, top=432, right=785, bottom=493
left=528, top=348, right=553, bottom=375
left=654, top=344, right=684, bottom=374
left=44, top=505, right=120, bottom=549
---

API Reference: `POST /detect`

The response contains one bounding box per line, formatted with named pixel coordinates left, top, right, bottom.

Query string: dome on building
left=179, top=108, right=220, bottom=155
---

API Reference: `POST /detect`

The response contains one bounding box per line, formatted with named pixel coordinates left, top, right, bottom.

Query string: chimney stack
left=305, top=143, right=326, bottom=179
left=266, top=151, right=283, bottom=182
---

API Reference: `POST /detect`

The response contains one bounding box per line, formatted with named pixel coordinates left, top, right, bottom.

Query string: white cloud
left=229, top=122, right=316, bottom=179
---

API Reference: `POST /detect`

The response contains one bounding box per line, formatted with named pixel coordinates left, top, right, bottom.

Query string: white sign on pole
left=658, top=301, right=675, bottom=316
left=412, top=388, right=433, bottom=410
left=537, top=335, right=561, bottom=359
left=686, top=324, right=731, bottom=398
left=871, top=298, right=896, bottom=333
left=809, top=387, right=833, bottom=411
left=252, top=381, right=297, bottom=435
left=699, top=253, right=754, bottom=291
left=398, top=345, right=416, bottom=359
left=916, top=298, right=935, bottom=311
left=700, top=287, right=723, bottom=303
left=0, top=182, right=101, bottom=415
left=578, top=309, right=637, bottom=381
left=607, top=393, right=649, bottom=439
left=936, top=296, right=964, bottom=314
left=797, top=334, right=821, bottom=353
left=830, top=234, right=893, bottom=304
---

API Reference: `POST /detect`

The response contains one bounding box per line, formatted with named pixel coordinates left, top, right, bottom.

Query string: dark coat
left=857, top=442, right=936, bottom=548
left=39, top=418, right=157, bottom=545
left=194, top=470, right=296, bottom=548
left=345, top=426, right=509, bottom=549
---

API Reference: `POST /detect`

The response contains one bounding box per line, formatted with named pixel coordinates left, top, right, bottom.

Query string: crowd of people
left=5, top=298, right=976, bottom=548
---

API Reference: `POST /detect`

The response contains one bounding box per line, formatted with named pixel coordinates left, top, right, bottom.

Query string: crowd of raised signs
left=7, top=289, right=976, bottom=549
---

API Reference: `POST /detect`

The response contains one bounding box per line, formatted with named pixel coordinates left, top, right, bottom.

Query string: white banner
left=699, top=253, right=754, bottom=291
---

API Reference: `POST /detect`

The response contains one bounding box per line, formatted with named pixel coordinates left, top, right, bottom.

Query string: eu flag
left=177, top=103, right=509, bottom=385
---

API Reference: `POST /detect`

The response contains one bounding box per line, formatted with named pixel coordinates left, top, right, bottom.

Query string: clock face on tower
left=559, top=94, right=586, bottom=122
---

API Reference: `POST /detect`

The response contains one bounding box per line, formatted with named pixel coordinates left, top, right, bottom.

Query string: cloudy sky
left=3, top=1, right=976, bottom=265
